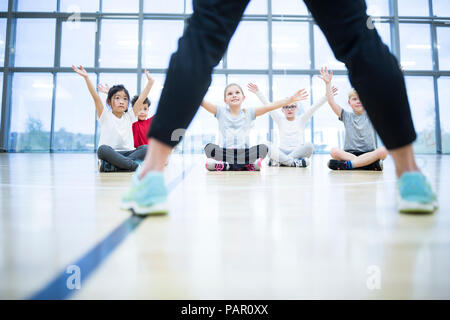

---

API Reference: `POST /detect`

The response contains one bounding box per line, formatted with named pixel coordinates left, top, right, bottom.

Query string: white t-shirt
left=256, top=92, right=327, bottom=151
left=97, top=108, right=137, bottom=151
left=215, top=105, right=256, bottom=149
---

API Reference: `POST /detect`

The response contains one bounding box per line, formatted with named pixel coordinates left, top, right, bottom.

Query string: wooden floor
left=0, top=152, right=449, bottom=299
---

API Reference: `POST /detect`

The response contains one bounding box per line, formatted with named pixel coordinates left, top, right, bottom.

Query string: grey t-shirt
left=216, top=105, right=256, bottom=149
left=339, top=109, right=376, bottom=152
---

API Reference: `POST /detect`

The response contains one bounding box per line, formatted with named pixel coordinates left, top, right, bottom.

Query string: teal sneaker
left=120, top=170, right=169, bottom=216
left=397, top=172, right=438, bottom=213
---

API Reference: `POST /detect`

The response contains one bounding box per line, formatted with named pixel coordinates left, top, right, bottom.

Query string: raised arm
left=132, top=70, right=155, bottom=117
left=97, top=83, right=110, bottom=95
left=72, top=65, right=104, bottom=117
left=318, top=67, right=342, bottom=117
left=300, top=86, right=338, bottom=122
left=200, top=100, right=218, bottom=116
left=247, top=83, right=270, bottom=105
left=255, top=89, right=309, bottom=117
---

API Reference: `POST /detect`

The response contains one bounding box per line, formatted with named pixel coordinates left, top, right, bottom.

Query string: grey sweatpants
left=267, top=142, right=314, bottom=166
left=97, top=144, right=147, bottom=171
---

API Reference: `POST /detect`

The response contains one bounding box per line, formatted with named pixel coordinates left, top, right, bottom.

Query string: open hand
left=247, top=83, right=259, bottom=94
left=97, top=83, right=110, bottom=94
left=318, top=67, right=333, bottom=84
left=290, top=89, right=309, bottom=103
left=144, top=70, right=155, bottom=86
left=331, top=85, right=338, bottom=96
left=72, top=65, right=88, bottom=78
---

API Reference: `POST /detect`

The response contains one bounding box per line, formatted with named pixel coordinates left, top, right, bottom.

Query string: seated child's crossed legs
left=330, top=146, right=388, bottom=169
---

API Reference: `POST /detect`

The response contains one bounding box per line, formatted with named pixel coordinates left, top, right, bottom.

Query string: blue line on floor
left=28, top=164, right=195, bottom=300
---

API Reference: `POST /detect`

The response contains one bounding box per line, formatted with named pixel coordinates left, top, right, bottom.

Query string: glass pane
left=100, top=20, right=138, bottom=68
left=144, top=0, right=184, bottom=13
left=98, top=73, right=137, bottom=110
left=142, top=20, right=184, bottom=69
left=433, top=0, right=450, bottom=17
left=17, top=0, right=56, bottom=12
left=312, top=75, right=353, bottom=152
left=437, top=27, right=450, bottom=70
left=405, top=76, right=436, bottom=153
left=227, top=21, right=268, bottom=69
left=438, top=77, right=450, bottom=153
left=10, top=73, right=53, bottom=152
left=182, top=74, right=227, bottom=153
left=314, top=25, right=345, bottom=70
left=0, top=73, right=3, bottom=126
left=273, top=75, right=311, bottom=144
left=0, top=19, right=6, bottom=66
left=61, top=21, right=96, bottom=67
left=244, top=0, right=267, bottom=15
left=366, top=0, right=390, bottom=16
left=398, top=0, right=430, bottom=16
left=272, top=22, right=310, bottom=69
left=272, top=0, right=308, bottom=15
left=0, top=1, right=7, bottom=11
left=15, top=19, right=56, bottom=67
left=60, top=0, right=99, bottom=12
left=102, top=0, right=138, bottom=13
left=54, top=73, right=96, bottom=151
left=228, top=75, right=269, bottom=146
left=399, top=24, right=432, bottom=70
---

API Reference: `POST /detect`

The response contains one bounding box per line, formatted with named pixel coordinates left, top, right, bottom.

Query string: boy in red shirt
left=131, top=95, right=153, bottom=148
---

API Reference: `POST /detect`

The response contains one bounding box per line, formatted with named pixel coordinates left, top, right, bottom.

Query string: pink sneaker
left=206, top=158, right=227, bottom=171
left=245, top=158, right=262, bottom=171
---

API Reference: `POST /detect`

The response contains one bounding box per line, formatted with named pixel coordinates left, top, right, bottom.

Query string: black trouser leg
left=304, top=0, right=416, bottom=149
left=148, top=0, right=250, bottom=147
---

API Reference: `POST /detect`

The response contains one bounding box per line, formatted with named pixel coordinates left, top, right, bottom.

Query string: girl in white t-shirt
left=72, top=65, right=152, bottom=172
left=201, top=83, right=308, bottom=171
left=248, top=82, right=337, bottom=167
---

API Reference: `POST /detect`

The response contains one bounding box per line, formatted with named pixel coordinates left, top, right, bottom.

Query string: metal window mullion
left=0, top=0, right=17, bottom=151
left=137, top=0, right=143, bottom=92
left=390, top=0, right=401, bottom=59
left=268, top=0, right=273, bottom=143
left=430, top=0, right=442, bottom=154
left=309, top=13, right=315, bottom=146
left=50, top=16, right=62, bottom=152
left=93, top=3, right=102, bottom=152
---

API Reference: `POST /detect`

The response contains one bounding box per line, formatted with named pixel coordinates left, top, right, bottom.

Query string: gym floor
left=0, top=153, right=449, bottom=299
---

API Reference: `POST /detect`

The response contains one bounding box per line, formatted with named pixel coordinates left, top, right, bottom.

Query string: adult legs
left=303, top=0, right=418, bottom=177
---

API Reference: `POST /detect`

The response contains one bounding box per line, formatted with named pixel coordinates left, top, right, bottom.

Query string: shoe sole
left=398, top=198, right=438, bottom=214
left=120, top=201, right=169, bottom=216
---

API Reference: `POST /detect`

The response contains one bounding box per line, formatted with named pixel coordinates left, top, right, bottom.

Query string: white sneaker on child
left=292, top=158, right=310, bottom=167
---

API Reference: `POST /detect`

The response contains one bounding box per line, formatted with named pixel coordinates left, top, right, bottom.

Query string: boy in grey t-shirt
left=319, top=67, right=388, bottom=170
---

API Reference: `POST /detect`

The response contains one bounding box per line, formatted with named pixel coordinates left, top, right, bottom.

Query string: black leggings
left=204, top=143, right=269, bottom=165
left=148, top=0, right=416, bottom=151
left=97, top=145, right=147, bottom=171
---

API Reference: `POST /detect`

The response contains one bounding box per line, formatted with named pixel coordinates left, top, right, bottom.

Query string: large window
left=1, top=0, right=449, bottom=154
left=54, top=73, right=96, bottom=151
left=405, top=77, right=436, bottom=153
left=142, top=20, right=184, bottom=69
left=438, top=77, right=450, bottom=153
left=9, top=73, right=53, bottom=152
left=15, top=19, right=56, bottom=67
left=400, top=24, right=433, bottom=70
left=0, top=19, right=6, bottom=66
left=100, top=19, right=138, bottom=68
left=61, top=21, right=96, bottom=67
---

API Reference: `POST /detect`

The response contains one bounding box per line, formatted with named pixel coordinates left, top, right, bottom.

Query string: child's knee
left=377, top=147, right=388, bottom=160
left=305, top=142, right=314, bottom=153
left=330, top=147, right=341, bottom=159
left=97, top=145, right=111, bottom=158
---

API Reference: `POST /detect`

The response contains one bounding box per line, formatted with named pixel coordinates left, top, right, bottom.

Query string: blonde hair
left=224, top=83, right=244, bottom=99
left=348, top=88, right=358, bottom=99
